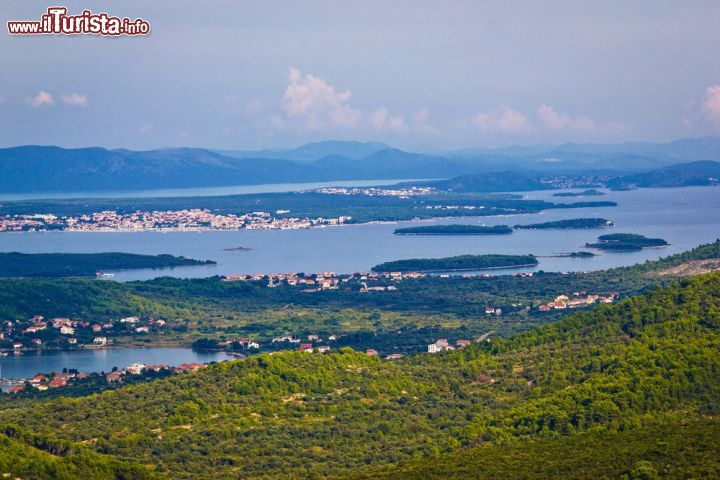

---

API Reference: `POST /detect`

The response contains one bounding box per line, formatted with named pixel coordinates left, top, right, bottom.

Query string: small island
left=514, top=218, right=614, bottom=229
left=372, top=254, right=538, bottom=273
left=586, top=233, right=668, bottom=252
left=553, top=189, right=606, bottom=197
left=223, top=246, right=254, bottom=251
left=394, top=224, right=513, bottom=235
left=0, top=252, right=216, bottom=278
left=547, top=251, right=597, bottom=258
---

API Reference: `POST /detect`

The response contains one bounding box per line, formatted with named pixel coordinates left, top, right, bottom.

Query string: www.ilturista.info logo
left=7, top=7, right=150, bottom=36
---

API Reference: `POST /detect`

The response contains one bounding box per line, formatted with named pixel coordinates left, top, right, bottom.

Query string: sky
left=1, top=0, right=720, bottom=151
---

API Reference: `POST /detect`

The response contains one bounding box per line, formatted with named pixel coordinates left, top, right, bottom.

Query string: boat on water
left=96, top=271, right=115, bottom=278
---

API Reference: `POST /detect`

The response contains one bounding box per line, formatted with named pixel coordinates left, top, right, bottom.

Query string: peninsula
left=0, top=252, right=216, bottom=278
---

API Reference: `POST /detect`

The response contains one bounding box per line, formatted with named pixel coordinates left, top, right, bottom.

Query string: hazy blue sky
left=2, top=0, right=720, bottom=150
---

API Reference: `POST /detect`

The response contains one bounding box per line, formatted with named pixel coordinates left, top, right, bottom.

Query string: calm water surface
left=0, top=348, right=233, bottom=380
left=0, top=187, right=718, bottom=280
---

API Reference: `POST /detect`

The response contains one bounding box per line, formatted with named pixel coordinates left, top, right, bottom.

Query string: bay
left=0, top=187, right=717, bottom=280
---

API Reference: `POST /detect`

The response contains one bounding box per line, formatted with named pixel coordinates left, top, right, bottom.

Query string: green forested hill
left=352, top=419, right=720, bottom=479
left=0, top=427, right=159, bottom=479
left=1, top=271, right=719, bottom=479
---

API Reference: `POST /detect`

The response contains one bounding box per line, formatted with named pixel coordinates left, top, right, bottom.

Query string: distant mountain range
left=214, top=140, right=389, bottom=162
left=0, top=138, right=719, bottom=194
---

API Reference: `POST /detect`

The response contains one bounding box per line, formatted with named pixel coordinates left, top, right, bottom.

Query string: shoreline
left=373, top=262, right=539, bottom=274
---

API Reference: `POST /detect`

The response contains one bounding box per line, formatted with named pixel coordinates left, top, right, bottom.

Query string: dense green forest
left=372, top=254, right=538, bottom=272
left=0, top=427, right=158, bottom=479
left=0, top=271, right=718, bottom=479
left=0, top=252, right=214, bottom=278
left=514, top=218, right=613, bottom=229
left=394, top=224, right=513, bottom=235
left=353, top=418, right=720, bottom=479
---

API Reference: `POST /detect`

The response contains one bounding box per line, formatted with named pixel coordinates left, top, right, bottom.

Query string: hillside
left=352, top=419, right=720, bottom=480
left=0, top=428, right=159, bottom=479
left=0, top=146, right=305, bottom=192
left=1, top=271, right=718, bottom=479
left=420, top=172, right=549, bottom=192
left=0, top=146, right=481, bottom=193
left=608, top=160, right=720, bottom=188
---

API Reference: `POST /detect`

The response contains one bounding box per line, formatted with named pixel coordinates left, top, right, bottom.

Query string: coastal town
left=3, top=362, right=207, bottom=394
left=0, top=209, right=353, bottom=233
left=223, top=270, right=430, bottom=292
left=224, top=268, right=542, bottom=291
left=0, top=315, right=170, bottom=353
left=315, top=185, right=434, bottom=197
left=536, top=291, right=618, bottom=311
left=537, top=175, right=613, bottom=190
left=0, top=185, right=437, bottom=233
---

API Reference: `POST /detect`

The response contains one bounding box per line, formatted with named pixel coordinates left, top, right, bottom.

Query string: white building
left=428, top=339, right=454, bottom=354
left=126, top=363, right=146, bottom=375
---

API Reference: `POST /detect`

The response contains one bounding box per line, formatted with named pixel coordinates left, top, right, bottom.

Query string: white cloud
left=28, top=90, right=54, bottom=107
left=270, top=68, right=439, bottom=136
left=471, top=107, right=530, bottom=133
left=60, top=92, right=88, bottom=107
left=412, top=108, right=440, bottom=134
left=536, top=103, right=595, bottom=131
left=139, top=122, right=153, bottom=134
left=701, top=85, right=720, bottom=126
left=281, top=67, right=361, bottom=129
left=369, top=107, right=408, bottom=132
left=463, top=104, right=622, bottom=136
